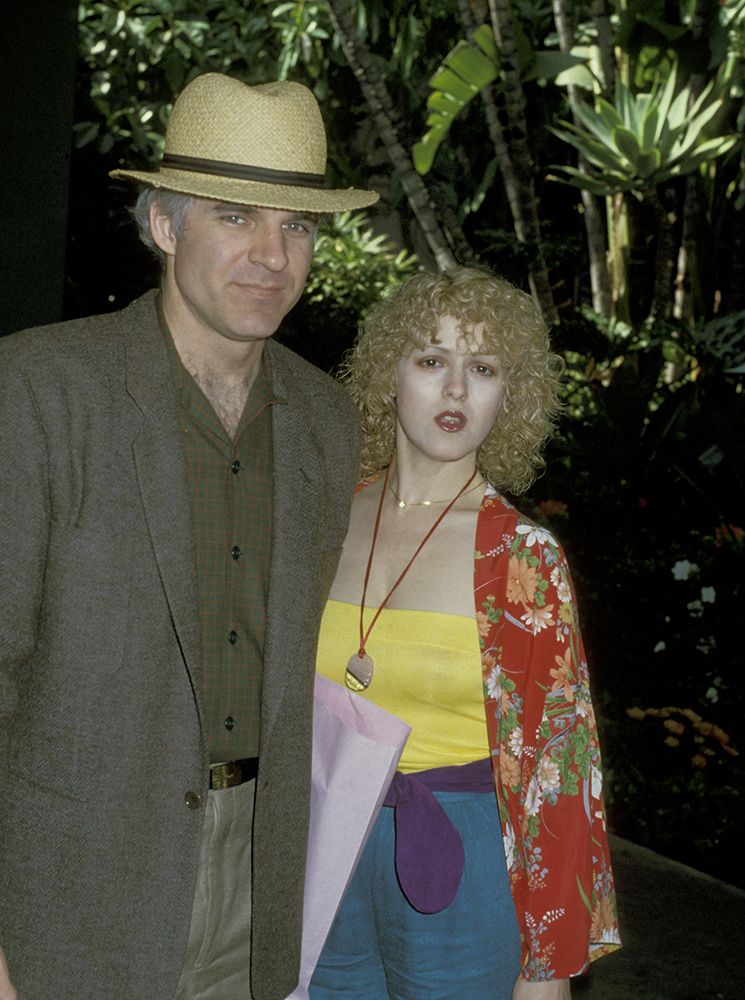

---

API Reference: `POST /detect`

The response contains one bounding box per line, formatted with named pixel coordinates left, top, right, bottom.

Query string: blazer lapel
left=123, top=297, right=203, bottom=714
left=260, top=344, right=325, bottom=740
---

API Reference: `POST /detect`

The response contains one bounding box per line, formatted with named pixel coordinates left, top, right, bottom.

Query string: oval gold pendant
left=345, top=652, right=374, bottom=691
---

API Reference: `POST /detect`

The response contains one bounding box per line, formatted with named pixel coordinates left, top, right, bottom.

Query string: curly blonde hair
left=339, top=266, right=563, bottom=494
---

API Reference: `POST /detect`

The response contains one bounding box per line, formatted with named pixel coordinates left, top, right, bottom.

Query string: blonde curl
left=338, top=266, right=563, bottom=495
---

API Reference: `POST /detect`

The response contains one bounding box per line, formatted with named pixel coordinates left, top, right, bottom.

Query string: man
left=0, top=73, right=377, bottom=1000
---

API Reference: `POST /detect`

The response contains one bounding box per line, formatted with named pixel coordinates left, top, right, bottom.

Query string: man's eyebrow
left=208, top=202, right=255, bottom=214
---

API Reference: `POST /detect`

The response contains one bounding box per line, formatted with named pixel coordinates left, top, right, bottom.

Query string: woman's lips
left=434, top=410, right=467, bottom=432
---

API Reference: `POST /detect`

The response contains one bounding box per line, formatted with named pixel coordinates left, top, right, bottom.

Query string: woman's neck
left=388, top=453, right=482, bottom=509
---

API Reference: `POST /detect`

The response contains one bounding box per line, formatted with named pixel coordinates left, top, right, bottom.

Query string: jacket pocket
left=8, top=521, right=132, bottom=799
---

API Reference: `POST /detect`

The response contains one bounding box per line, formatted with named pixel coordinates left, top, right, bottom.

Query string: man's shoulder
left=0, top=291, right=159, bottom=365
left=266, top=339, right=355, bottom=414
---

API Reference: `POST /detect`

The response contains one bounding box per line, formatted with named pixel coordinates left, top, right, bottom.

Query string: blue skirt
left=310, top=789, right=521, bottom=1000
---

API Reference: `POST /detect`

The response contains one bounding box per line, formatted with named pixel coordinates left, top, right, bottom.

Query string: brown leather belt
left=209, top=757, right=259, bottom=791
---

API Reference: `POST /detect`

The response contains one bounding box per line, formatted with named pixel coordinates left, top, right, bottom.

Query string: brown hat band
left=160, top=153, right=326, bottom=188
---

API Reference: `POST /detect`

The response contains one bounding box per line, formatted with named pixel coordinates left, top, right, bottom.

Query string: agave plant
left=550, top=67, right=739, bottom=195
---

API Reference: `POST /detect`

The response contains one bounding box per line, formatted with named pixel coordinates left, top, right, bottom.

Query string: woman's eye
left=418, top=357, right=443, bottom=368
left=473, top=364, right=496, bottom=376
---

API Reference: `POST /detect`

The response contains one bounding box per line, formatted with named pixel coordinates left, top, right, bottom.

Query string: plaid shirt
left=161, top=314, right=277, bottom=761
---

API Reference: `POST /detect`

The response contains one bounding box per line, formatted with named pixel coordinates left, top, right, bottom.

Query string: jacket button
left=224, top=716, right=236, bottom=731
left=231, top=545, right=242, bottom=560
left=231, top=460, right=241, bottom=474
left=228, top=630, right=238, bottom=645
left=184, top=790, right=203, bottom=809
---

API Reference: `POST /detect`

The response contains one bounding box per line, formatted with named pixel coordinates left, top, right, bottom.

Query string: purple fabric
left=382, top=757, right=494, bottom=914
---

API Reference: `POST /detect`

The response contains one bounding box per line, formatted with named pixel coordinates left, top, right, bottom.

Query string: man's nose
left=248, top=223, right=288, bottom=271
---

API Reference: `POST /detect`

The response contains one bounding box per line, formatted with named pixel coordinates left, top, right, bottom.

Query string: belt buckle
left=210, top=760, right=242, bottom=791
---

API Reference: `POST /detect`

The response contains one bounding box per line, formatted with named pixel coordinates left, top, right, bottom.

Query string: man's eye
left=221, top=214, right=246, bottom=225
left=284, top=221, right=314, bottom=235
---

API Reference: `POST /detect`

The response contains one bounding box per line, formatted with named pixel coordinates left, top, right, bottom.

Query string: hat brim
left=109, top=167, right=379, bottom=214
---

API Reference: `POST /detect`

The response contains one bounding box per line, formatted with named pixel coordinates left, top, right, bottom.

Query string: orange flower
left=626, top=707, right=647, bottom=720
left=507, top=554, right=537, bottom=605
left=663, top=719, right=685, bottom=736
left=591, top=895, right=618, bottom=940
left=500, top=753, right=521, bottom=791
left=476, top=610, right=491, bottom=639
left=550, top=647, right=575, bottom=702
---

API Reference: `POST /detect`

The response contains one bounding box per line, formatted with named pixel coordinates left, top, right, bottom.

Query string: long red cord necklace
left=345, top=462, right=479, bottom=692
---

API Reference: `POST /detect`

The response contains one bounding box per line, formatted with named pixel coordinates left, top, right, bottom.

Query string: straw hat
left=111, top=73, right=378, bottom=213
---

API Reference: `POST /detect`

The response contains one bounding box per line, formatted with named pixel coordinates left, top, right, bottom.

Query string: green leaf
left=445, top=43, right=498, bottom=90
left=641, top=106, right=660, bottom=152
left=414, top=28, right=499, bottom=175
left=653, top=65, right=678, bottom=140
left=613, top=125, right=642, bottom=167
left=554, top=62, right=596, bottom=91
left=533, top=50, right=590, bottom=83
left=426, top=91, right=460, bottom=116
left=73, top=120, right=100, bottom=148
left=429, top=66, right=479, bottom=103
left=412, top=133, right=441, bottom=175
left=547, top=165, right=624, bottom=198
left=576, top=874, right=593, bottom=915
left=472, top=23, right=498, bottom=62
left=551, top=125, right=629, bottom=175
left=571, top=104, right=616, bottom=146
left=636, top=147, right=662, bottom=178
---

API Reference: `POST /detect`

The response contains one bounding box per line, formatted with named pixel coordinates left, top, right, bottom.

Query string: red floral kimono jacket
left=476, top=488, right=621, bottom=979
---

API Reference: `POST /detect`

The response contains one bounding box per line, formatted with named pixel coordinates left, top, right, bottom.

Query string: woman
left=312, top=267, right=620, bottom=999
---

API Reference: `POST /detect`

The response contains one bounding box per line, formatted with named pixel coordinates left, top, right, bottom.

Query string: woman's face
left=394, top=314, right=505, bottom=467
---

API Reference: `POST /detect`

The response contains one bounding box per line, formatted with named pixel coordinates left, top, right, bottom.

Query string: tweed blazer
left=0, top=291, right=360, bottom=1000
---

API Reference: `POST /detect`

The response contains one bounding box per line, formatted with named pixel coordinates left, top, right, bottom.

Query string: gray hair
left=132, top=188, right=197, bottom=264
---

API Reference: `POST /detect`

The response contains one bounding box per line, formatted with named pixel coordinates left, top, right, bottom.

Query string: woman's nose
left=443, top=368, right=467, bottom=400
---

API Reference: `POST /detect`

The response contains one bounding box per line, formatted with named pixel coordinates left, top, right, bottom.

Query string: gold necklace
left=388, top=475, right=485, bottom=509
left=345, top=465, right=479, bottom=691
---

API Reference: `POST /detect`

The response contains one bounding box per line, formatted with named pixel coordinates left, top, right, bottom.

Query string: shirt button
left=224, top=716, right=236, bottom=731
left=231, top=545, right=242, bottom=560
left=228, top=630, right=238, bottom=645
left=184, top=790, right=203, bottom=810
left=231, top=460, right=241, bottom=474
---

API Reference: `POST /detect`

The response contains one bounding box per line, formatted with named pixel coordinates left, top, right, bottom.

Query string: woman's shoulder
left=477, top=489, right=570, bottom=578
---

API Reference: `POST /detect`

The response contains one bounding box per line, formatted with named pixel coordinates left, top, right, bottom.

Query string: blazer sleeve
left=0, top=350, right=51, bottom=779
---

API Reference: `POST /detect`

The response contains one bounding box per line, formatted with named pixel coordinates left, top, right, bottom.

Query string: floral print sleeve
left=475, top=491, right=621, bottom=979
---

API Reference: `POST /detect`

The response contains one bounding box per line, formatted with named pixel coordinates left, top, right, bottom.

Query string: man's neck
left=161, top=293, right=265, bottom=439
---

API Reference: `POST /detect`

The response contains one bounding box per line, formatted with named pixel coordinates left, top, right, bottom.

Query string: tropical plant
left=550, top=69, right=738, bottom=195
left=305, top=210, right=419, bottom=321
left=549, top=65, right=740, bottom=321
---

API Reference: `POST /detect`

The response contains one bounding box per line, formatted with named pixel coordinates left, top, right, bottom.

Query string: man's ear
left=149, top=201, right=177, bottom=257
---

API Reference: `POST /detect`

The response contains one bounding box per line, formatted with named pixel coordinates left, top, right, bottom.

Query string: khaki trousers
left=174, top=779, right=256, bottom=1000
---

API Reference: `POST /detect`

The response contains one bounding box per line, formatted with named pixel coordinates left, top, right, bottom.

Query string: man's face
left=152, top=198, right=318, bottom=346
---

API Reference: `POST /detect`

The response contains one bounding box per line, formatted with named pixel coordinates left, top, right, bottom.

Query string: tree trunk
left=647, top=188, right=677, bottom=323
left=325, top=0, right=459, bottom=271
left=673, top=0, right=710, bottom=321
left=485, top=0, right=559, bottom=326
left=591, top=0, right=616, bottom=100
left=456, top=0, right=532, bottom=269
left=552, top=0, right=612, bottom=317
left=730, top=148, right=745, bottom=312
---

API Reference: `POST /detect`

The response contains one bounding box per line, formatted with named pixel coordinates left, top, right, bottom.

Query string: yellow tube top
left=316, top=600, right=489, bottom=773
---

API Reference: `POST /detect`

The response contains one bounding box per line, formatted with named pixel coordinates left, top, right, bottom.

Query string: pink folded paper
left=285, top=674, right=411, bottom=1000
